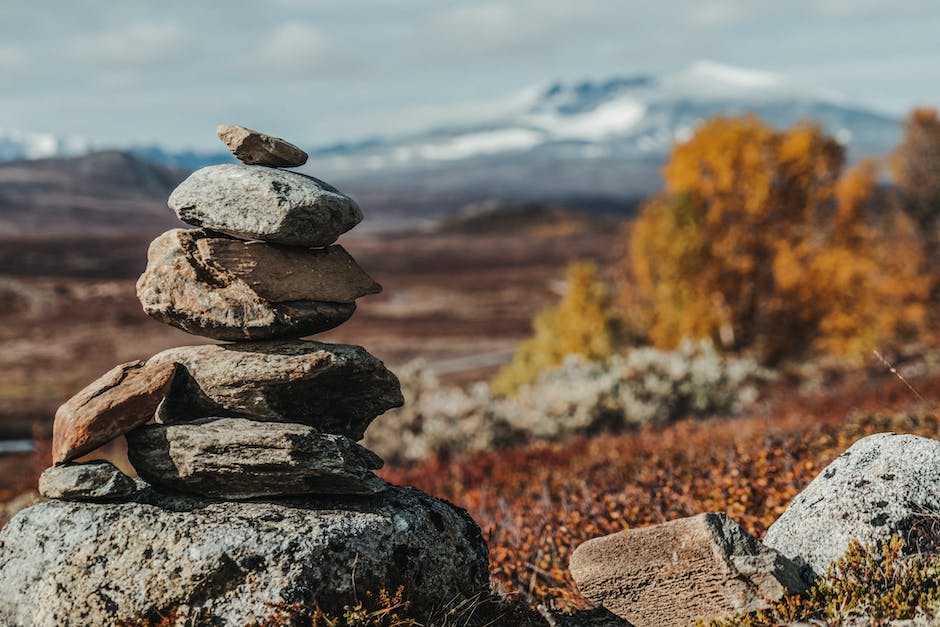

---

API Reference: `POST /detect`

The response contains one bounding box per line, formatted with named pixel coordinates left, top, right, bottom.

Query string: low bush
left=364, top=340, right=768, bottom=464
left=711, top=536, right=940, bottom=626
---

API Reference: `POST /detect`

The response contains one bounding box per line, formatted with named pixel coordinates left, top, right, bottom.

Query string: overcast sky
left=2, top=0, right=939, bottom=150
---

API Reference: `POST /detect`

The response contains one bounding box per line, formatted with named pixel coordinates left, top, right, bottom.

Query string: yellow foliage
left=492, top=261, right=619, bottom=395
left=623, top=116, right=929, bottom=362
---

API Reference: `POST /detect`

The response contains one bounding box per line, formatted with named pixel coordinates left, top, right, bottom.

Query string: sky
left=1, top=0, right=939, bottom=150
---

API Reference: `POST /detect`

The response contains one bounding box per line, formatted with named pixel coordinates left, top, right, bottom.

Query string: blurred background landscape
left=3, top=0, right=940, bottom=614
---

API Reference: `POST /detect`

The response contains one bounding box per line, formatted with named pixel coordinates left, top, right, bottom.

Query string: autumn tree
left=890, top=108, right=940, bottom=234
left=492, top=261, right=620, bottom=395
left=622, top=115, right=928, bottom=362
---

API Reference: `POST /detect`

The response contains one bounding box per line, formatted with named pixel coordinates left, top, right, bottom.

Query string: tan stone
left=217, top=124, right=308, bottom=167
left=137, top=229, right=368, bottom=340
left=569, top=512, right=806, bottom=627
left=195, top=239, right=381, bottom=303
left=52, top=361, right=178, bottom=464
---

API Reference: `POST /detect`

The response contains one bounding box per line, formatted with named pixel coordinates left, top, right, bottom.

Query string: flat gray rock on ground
left=137, top=229, right=370, bottom=340
left=0, top=485, right=489, bottom=626
left=764, top=432, right=940, bottom=580
left=569, top=512, right=805, bottom=627
left=127, top=418, right=386, bottom=499
left=217, top=124, right=308, bottom=167
left=168, top=164, right=362, bottom=247
left=38, top=461, right=135, bottom=502
left=52, top=360, right=177, bottom=463
left=148, top=340, right=403, bottom=439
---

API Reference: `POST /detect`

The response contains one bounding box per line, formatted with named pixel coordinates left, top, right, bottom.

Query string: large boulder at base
left=0, top=485, right=489, bottom=626
left=127, top=418, right=386, bottom=499
left=217, top=124, right=308, bottom=167
left=764, top=432, right=940, bottom=580
left=137, top=229, right=377, bottom=340
left=148, top=340, right=403, bottom=438
left=52, top=360, right=178, bottom=463
left=569, top=512, right=805, bottom=627
left=168, top=164, right=362, bottom=247
left=38, top=461, right=135, bottom=502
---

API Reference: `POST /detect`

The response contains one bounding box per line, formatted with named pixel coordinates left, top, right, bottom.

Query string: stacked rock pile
left=0, top=126, right=488, bottom=626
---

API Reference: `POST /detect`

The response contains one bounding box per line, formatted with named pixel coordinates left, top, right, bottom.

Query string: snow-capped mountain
left=0, top=128, right=94, bottom=162
left=1, top=62, right=903, bottom=202
left=305, top=61, right=899, bottom=180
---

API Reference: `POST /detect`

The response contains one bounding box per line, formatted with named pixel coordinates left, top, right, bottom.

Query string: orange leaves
left=623, top=114, right=930, bottom=363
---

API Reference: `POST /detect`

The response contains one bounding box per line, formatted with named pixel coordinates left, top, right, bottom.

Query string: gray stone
left=38, top=461, right=135, bottom=502
left=569, top=512, right=805, bottom=627
left=0, top=485, right=489, bottom=626
left=217, top=124, right=308, bottom=167
left=52, top=360, right=178, bottom=463
left=137, top=229, right=376, bottom=340
left=168, top=164, right=362, bottom=247
left=126, top=418, right=386, bottom=499
left=147, top=340, right=403, bottom=439
left=764, top=432, right=940, bottom=580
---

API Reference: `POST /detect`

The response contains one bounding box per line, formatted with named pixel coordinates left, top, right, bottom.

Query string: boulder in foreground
left=0, top=485, right=489, bottom=626
left=569, top=512, right=805, bottom=627
left=38, top=461, right=135, bottom=502
left=127, top=418, right=386, bottom=499
left=148, top=340, right=403, bottom=439
left=216, top=123, right=308, bottom=167
left=168, top=164, right=362, bottom=247
left=52, top=360, right=177, bottom=464
left=764, top=432, right=940, bottom=580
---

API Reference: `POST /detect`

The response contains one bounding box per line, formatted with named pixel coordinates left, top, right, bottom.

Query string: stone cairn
left=0, top=126, right=489, bottom=626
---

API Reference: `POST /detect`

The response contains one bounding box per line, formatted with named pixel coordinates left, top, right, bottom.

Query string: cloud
left=0, top=45, right=27, bottom=72
left=65, top=21, right=195, bottom=66
left=254, top=21, right=357, bottom=76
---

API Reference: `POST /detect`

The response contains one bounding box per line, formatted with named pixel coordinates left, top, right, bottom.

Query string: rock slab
left=569, top=512, right=805, bottom=627
left=0, top=486, right=489, bottom=626
left=52, top=360, right=178, bottom=463
left=127, top=418, right=386, bottom=499
left=168, top=164, right=362, bottom=247
left=217, top=124, right=308, bottom=167
left=137, top=229, right=369, bottom=340
left=38, top=461, right=135, bottom=502
left=764, top=432, right=940, bottom=580
left=148, top=340, right=403, bottom=439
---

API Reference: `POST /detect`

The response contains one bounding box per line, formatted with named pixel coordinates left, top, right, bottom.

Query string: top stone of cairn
left=217, top=124, right=308, bottom=167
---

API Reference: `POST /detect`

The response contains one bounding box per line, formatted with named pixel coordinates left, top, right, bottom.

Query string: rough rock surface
left=0, top=485, right=489, bottom=626
left=127, top=418, right=386, bottom=498
left=38, top=461, right=135, bottom=502
left=764, top=432, right=940, bottom=580
left=217, top=124, right=308, bottom=167
left=137, top=229, right=369, bottom=340
left=168, top=164, right=362, bottom=247
left=569, top=512, right=805, bottom=627
left=148, top=340, right=403, bottom=439
left=52, top=360, right=178, bottom=463
left=198, top=238, right=381, bottom=303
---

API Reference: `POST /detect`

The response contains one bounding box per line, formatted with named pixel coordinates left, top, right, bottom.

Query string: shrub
left=491, top=261, right=623, bottom=395
left=366, top=341, right=767, bottom=464
left=710, top=536, right=940, bottom=626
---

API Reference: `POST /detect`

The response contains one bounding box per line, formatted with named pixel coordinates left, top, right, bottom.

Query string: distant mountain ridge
left=0, top=62, right=904, bottom=205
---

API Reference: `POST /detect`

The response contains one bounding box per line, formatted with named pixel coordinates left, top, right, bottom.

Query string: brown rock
left=137, top=229, right=375, bottom=340
left=195, top=238, right=381, bottom=303
left=217, top=124, right=308, bottom=167
left=52, top=361, right=178, bottom=464
left=569, top=512, right=805, bottom=627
